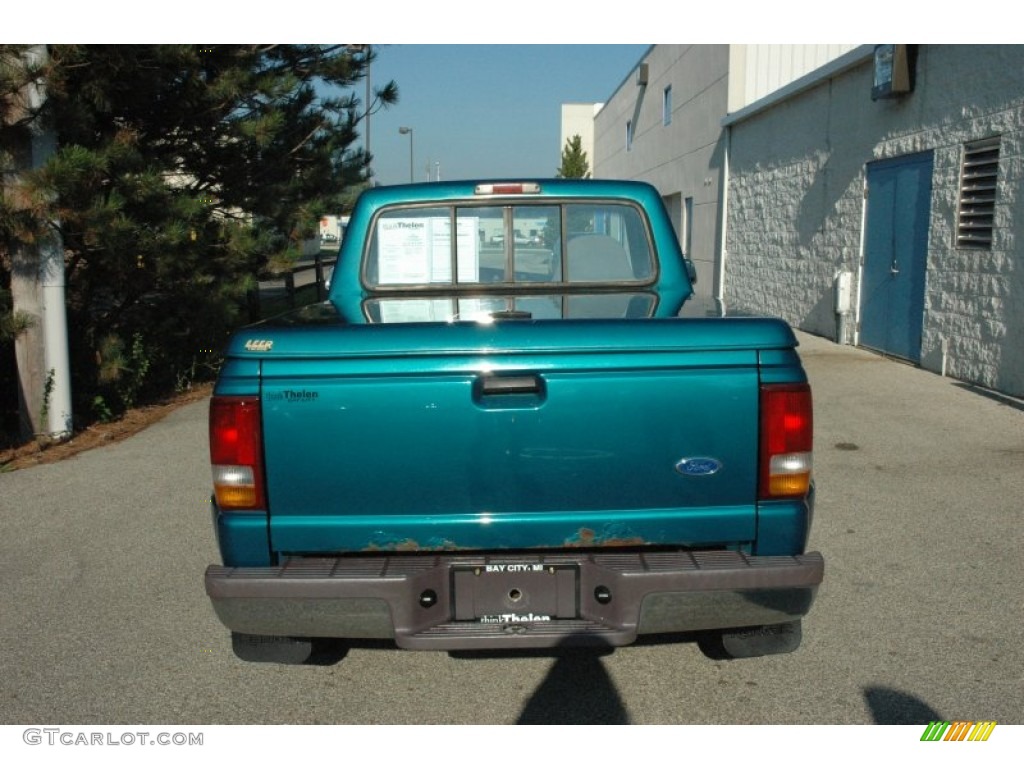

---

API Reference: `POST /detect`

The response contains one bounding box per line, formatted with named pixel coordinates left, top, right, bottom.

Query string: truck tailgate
left=256, top=318, right=791, bottom=555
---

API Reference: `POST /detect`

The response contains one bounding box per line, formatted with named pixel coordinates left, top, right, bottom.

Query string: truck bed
left=223, top=307, right=803, bottom=557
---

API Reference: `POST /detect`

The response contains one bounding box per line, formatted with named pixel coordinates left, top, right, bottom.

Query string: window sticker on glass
left=377, top=218, right=433, bottom=284
left=376, top=213, right=479, bottom=285
left=426, top=218, right=453, bottom=283
left=375, top=216, right=448, bottom=284
left=453, top=215, right=480, bottom=283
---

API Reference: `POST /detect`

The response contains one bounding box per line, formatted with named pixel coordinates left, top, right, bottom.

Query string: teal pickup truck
left=205, top=179, right=823, bottom=663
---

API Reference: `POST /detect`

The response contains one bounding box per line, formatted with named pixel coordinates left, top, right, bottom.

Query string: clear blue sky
left=362, top=45, right=650, bottom=186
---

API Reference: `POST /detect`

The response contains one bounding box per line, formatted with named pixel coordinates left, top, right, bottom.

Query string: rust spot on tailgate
left=564, top=527, right=647, bottom=548
left=359, top=526, right=649, bottom=553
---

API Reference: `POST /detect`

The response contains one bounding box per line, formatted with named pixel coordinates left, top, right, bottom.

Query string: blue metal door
left=860, top=152, right=933, bottom=362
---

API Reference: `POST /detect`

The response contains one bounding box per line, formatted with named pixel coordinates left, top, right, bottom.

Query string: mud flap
left=701, top=620, right=802, bottom=659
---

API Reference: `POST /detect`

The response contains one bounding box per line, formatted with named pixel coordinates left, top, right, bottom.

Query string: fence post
left=285, top=272, right=296, bottom=309
left=315, top=252, right=325, bottom=302
left=247, top=288, right=261, bottom=323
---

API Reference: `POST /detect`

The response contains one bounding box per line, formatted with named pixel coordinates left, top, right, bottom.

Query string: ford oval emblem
left=674, top=457, right=723, bottom=476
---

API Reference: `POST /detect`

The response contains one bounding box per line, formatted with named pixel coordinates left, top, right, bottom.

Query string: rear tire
left=698, top=620, right=802, bottom=659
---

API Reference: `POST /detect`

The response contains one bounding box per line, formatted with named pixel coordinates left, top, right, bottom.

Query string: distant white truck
left=319, top=215, right=350, bottom=245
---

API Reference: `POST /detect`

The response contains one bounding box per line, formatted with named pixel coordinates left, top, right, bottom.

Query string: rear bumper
left=205, top=550, right=823, bottom=651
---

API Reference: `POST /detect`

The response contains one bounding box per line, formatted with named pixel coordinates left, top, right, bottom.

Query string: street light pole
left=398, top=126, right=414, bottom=183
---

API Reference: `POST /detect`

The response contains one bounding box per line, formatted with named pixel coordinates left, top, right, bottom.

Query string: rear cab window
left=362, top=200, right=657, bottom=322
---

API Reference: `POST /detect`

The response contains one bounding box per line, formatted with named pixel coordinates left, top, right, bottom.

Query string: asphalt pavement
left=1, top=330, right=1022, bottom=725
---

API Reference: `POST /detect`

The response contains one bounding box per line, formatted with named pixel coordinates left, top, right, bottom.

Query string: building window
left=626, top=120, right=632, bottom=151
left=663, top=85, right=672, bottom=126
left=957, top=137, right=1000, bottom=249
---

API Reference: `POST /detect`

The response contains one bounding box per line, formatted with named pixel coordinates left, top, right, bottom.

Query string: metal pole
left=399, top=127, right=414, bottom=183
left=24, top=45, right=73, bottom=439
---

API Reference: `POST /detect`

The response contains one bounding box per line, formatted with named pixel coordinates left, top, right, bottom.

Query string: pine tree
left=1, top=44, right=396, bottom=423
left=556, top=134, right=591, bottom=179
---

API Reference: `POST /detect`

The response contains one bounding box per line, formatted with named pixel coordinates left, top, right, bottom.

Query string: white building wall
left=728, top=45, right=858, bottom=112
left=594, top=45, right=730, bottom=311
left=560, top=103, right=602, bottom=173
left=726, top=45, right=1024, bottom=397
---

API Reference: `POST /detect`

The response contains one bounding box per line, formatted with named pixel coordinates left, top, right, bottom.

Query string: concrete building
left=588, top=45, right=1024, bottom=398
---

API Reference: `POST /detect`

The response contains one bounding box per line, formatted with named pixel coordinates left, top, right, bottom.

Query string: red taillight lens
left=209, top=396, right=265, bottom=510
left=759, top=383, right=813, bottom=499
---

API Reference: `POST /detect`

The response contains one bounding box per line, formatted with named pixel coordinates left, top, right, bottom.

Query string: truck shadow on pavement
left=862, top=686, right=944, bottom=725
left=515, top=648, right=629, bottom=724
left=452, top=633, right=707, bottom=724
left=297, top=638, right=943, bottom=724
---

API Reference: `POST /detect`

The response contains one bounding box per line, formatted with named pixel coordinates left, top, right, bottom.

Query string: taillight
left=209, top=396, right=266, bottom=510
left=759, top=383, right=813, bottom=499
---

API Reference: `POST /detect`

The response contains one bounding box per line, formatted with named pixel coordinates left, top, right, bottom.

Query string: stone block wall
left=726, top=45, right=1024, bottom=397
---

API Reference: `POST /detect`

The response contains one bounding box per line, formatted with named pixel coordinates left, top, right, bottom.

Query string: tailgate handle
left=479, top=374, right=543, bottom=396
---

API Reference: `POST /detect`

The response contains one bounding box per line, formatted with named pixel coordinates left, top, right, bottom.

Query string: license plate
left=452, top=563, right=578, bottom=622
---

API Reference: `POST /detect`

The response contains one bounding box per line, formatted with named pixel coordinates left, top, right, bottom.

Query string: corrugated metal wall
left=731, top=45, right=858, bottom=111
